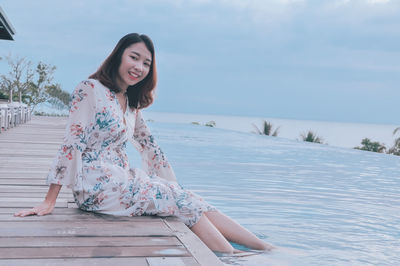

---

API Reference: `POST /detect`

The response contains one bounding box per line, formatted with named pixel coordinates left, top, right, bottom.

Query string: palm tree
left=388, top=127, right=400, bottom=156
left=253, top=120, right=280, bottom=136
left=300, top=130, right=324, bottom=144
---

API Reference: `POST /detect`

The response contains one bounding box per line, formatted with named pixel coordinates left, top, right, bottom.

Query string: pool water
left=127, top=122, right=400, bottom=266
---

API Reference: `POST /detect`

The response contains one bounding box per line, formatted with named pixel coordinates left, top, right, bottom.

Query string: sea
left=121, top=111, right=400, bottom=266
left=144, top=111, right=398, bottom=149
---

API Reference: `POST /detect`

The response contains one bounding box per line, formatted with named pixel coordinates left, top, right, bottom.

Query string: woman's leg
left=190, top=213, right=234, bottom=254
left=204, top=211, right=274, bottom=251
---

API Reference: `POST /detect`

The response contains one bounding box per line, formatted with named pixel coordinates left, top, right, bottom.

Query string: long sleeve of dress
left=46, top=81, right=96, bottom=189
left=132, top=110, right=177, bottom=182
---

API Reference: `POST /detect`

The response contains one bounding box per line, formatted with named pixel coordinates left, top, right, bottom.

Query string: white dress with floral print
left=46, top=79, right=216, bottom=227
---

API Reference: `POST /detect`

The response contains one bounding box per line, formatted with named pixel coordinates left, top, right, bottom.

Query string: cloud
left=154, top=0, right=399, bottom=26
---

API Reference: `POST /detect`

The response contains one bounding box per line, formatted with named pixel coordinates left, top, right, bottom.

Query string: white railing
left=0, top=102, right=32, bottom=133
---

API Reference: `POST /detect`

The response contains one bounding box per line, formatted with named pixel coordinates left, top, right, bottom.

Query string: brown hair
left=89, top=33, right=157, bottom=109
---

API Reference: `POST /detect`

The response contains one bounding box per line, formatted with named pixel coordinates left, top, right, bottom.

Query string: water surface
left=128, top=122, right=400, bottom=265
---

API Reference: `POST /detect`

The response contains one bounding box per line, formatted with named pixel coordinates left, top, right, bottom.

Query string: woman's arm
left=14, top=80, right=96, bottom=217
left=132, top=110, right=177, bottom=182
left=14, top=184, right=62, bottom=217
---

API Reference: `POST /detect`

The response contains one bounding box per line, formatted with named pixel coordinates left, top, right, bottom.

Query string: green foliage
left=0, top=91, right=7, bottom=100
left=387, top=127, right=400, bottom=156
left=205, top=120, right=216, bottom=127
left=46, top=84, right=70, bottom=110
left=253, top=120, right=280, bottom=136
left=300, top=130, right=324, bottom=144
left=354, top=138, right=386, bottom=153
left=0, top=55, right=70, bottom=111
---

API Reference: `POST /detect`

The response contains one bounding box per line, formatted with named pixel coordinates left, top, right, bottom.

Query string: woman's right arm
left=14, top=80, right=96, bottom=217
left=14, top=184, right=62, bottom=217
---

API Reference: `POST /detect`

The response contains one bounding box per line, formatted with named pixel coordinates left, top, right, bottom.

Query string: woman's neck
left=115, top=77, right=128, bottom=94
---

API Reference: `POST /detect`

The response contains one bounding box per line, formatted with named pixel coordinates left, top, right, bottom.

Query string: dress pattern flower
left=47, top=79, right=216, bottom=227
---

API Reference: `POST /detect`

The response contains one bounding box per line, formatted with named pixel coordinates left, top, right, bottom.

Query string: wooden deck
left=0, top=116, right=223, bottom=266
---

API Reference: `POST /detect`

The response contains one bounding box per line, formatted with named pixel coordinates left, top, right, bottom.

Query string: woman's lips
left=128, top=72, right=139, bottom=80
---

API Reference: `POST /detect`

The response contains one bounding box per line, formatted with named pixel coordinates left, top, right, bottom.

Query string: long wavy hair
left=89, top=33, right=157, bottom=109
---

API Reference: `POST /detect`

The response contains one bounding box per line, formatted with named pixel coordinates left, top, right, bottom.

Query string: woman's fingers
left=14, top=208, right=37, bottom=217
left=14, top=202, right=54, bottom=217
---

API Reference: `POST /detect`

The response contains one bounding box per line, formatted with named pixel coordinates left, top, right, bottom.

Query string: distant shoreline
left=143, top=111, right=398, bottom=149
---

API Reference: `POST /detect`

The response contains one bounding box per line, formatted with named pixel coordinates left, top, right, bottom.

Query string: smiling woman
left=14, top=33, right=273, bottom=255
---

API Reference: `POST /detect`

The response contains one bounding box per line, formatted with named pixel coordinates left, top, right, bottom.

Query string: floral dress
left=46, top=79, right=216, bottom=227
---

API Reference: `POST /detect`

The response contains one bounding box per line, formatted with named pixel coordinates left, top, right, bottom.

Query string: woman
left=14, top=33, right=273, bottom=254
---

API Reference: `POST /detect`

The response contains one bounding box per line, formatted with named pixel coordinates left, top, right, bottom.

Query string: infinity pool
left=127, top=122, right=400, bottom=265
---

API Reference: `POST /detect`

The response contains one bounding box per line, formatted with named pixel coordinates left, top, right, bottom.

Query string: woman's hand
left=14, top=184, right=62, bottom=217
left=14, top=200, right=55, bottom=217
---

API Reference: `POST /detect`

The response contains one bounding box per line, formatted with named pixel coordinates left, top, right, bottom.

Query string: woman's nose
left=134, top=63, right=143, bottom=72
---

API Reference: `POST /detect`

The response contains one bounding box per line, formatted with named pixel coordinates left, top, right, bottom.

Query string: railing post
left=0, top=108, right=2, bottom=134
left=6, top=107, right=10, bottom=130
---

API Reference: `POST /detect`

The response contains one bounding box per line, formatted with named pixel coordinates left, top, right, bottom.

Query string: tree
left=300, top=130, right=324, bottom=144
left=0, top=55, right=70, bottom=112
left=46, top=83, right=70, bottom=110
left=0, top=55, right=34, bottom=102
left=387, top=127, right=400, bottom=156
left=25, top=62, right=57, bottom=111
left=354, top=138, right=386, bottom=153
left=253, top=120, right=280, bottom=136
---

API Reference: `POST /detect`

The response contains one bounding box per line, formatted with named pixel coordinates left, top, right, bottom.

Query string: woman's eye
left=144, top=63, right=151, bottom=67
left=130, top=56, right=138, bottom=60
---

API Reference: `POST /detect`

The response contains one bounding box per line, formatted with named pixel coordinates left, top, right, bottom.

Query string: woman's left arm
left=132, top=110, right=177, bottom=182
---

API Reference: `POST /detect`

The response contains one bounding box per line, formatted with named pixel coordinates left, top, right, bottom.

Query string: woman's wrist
left=44, top=184, right=62, bottom=204
left=44, top=197, right=56, bottom=205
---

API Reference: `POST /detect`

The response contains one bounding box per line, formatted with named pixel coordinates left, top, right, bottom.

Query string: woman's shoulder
left=74, top=79, right=110, bottom=96
left=77, top=79, right=101, bottom=89
left=73, top=79, right=97, bottom=92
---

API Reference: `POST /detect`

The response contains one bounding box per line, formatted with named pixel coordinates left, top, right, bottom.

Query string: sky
left=1, top=0, right=399, bottom=124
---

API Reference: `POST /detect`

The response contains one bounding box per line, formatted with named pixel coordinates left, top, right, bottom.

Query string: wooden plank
left=0, top=141, right=60, bottom=147
left=0, top=258, right=148, bottom=266
left=165, top=218, right=224, bottom=266
left=0, top=179, right=47, bottom=185
left=0, top=246, right=190, bottom=259
left=0, top=221, right=172, bottom=237
left=0, top=168, right=52, bottom=173
left=0, top=185, right=52, bottom=190
left=0, top=175, right=51, bottom=180
left=0, top=236, right=181, bottom=247
left=0, top=168, right=51, bottom=173
left=0, top=153, right=56, bottom=158
left=0, top=214, right=167, bottom=222
left=147, top=257, right=200, bottom=266
left=0, top=192, right=72, bottom=198
left=0, top=197, right=70, bottom=207
left=0, top=135, right=63, bottom=140
left=0, top=208, right=84, bottom=215
left=0, top=155, right=55, bottom=160
left=0, top=185, right=70, bottom=193
left=0, top=140, right=62, bottom=145
left=0, top=136, right=63, bottom=142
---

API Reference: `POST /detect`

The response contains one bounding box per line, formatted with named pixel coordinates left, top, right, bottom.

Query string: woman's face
left=116, top=42, right=152, bottom=92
